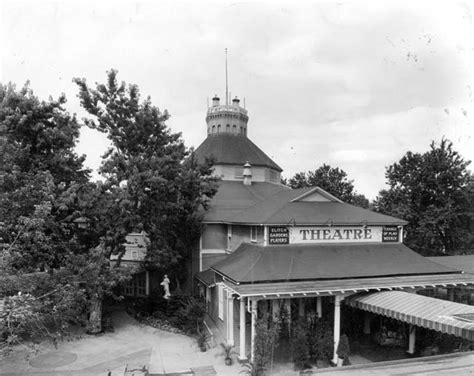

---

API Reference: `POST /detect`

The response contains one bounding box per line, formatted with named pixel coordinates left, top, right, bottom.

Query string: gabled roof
left=195, top=133, right=283, bottom=172
left=211, top=242, right=460, bottom=284
left=204, top=183, right=407, bottom=225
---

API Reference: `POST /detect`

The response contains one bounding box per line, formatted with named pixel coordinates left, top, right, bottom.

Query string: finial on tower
left=225, top=48, right=229, bottom=105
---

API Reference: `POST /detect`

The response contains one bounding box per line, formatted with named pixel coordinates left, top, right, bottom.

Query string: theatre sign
left=268, top=226, right=400, bottom=244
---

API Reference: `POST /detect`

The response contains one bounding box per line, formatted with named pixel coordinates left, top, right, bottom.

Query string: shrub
left=290, top=321, right=310, bottom=370
left=336, top=334, right=351, bottom=365
left=253, top=313, right=280, bottom=375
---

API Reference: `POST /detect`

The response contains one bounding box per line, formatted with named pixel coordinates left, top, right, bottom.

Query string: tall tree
left=74, top=69, right=219, bottom=287
left=1, top=82, right=89, bottom=271
left=373, top=139, right=472, bottom=256
left=287, top=164, right=369, bottom=208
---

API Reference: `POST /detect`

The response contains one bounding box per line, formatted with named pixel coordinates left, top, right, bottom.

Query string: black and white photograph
left=1, top=1, right=473, bottom=375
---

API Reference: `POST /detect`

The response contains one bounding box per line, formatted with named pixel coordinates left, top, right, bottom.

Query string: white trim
left=199, top=236, right=203, bottom=272
left=221, top=281, right=471, bottom=299
left=201, top=249, right=227, bottom=254
left=218, top=284, right=224, bottom=320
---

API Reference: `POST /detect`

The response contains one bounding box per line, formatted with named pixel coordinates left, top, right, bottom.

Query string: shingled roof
left=211, top=242, right=461, bottom=284
left=195, top=133, right=283, bottom=172
left=204, top=183, right=407, bottom=226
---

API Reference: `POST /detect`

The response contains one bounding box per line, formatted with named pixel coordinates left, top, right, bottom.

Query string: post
left=298, top=298, right=305, bottom=317
left=145, top=270, right=150, bottom=296
left=316, top=296, right=322, bottom=318
left=228, top=293, right=234, bottom=345
left=239, top=298, right=247, bottom=361
left=363, top=313, right=371, bottom=335
left=250, top=300, right=258, bottom=363
left=448, top=288, right=455, bottom=301
left=407, top=325, right=416, bottom=354
left=284, top=299, right=291, bottom=336
left=272, top=299, right=280, bottom=321
left=332, top=295, right=341, bottom=366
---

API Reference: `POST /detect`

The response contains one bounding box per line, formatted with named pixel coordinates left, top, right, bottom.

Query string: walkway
left=1, top=311, right=473, bottom=375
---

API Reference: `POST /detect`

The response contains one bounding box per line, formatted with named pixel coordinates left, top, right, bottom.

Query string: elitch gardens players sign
left=269, top=226, right=400, bottom=245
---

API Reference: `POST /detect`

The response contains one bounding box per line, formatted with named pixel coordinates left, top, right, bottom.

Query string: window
left=218, top=284, right=224, bottom=320
left=233, top=125, right=237, bottom=132
left=227, top=224, right=232, bottom=250
left=226, top=124, right=230, bottom=132
left=234, top=167, right=243, bottom=179
left=212, top=125, right=216, bottom=133
left=136, top=276, right=146, bottom=296
left=250, top=226, right=258, bottom=242
left=132, top=251, right=138, bottom=260
left=270, top=170, right=278, bottom=182
left=122, top=274, right=147, bottom=296
left=218, top=124, right=221, bottom=133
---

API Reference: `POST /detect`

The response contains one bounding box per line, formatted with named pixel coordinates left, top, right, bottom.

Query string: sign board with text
left=382, top=226, right=399, bottom=242
left=269, top=226, right=289, bottom=244
left=288, top=226, right=385, bottom=244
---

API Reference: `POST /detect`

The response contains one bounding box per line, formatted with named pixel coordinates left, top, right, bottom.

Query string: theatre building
left=193, top=94, right=474, bottom=364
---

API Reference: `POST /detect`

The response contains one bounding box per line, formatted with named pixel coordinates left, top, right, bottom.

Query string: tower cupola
left=206, top=94, right=249, bottom=137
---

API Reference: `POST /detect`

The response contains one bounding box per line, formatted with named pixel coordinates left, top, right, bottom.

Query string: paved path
left=1, top=311, right=473, bottom=376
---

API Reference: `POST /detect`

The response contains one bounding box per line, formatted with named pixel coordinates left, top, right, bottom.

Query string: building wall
left=202, top=224, right=227, bottom=250
left=199, top=224, right=266, bottom=272
left=212, top=165, right=281, bottom=183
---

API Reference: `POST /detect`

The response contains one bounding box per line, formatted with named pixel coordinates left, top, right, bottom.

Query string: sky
left=1, top=0, right=473, bottom=199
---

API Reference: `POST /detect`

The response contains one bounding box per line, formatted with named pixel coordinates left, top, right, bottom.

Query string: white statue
left=160, top=274, right=170, bottom=299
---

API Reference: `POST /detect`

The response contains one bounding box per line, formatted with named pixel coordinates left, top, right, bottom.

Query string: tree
left=286, top=164, right=369, bottom=208
left=0, top=82, right=133, bottom=341
left=373, top=139, right=472, bottom=256
left=1, top=82, right=90, bottom=272
left=73, top=69, right=219, bottom=287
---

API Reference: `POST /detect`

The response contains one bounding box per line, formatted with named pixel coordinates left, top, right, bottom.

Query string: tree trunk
left=87, top=293, right=103, bottom=334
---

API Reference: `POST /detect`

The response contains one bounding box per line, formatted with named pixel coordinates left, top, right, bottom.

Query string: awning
left=195, top=269, right=216, bottom=287
left=346, top=291, right=474, bottom=341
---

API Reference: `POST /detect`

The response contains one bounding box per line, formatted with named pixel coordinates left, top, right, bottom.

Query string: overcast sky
left=2, top=0, right=473, bottom=199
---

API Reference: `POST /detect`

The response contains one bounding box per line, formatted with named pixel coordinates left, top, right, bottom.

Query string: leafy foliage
left=286, top=164, right=369, bottom=208
left=253, top=313, right=280, bottom=375
left=290, top=320, right=310, bottom=370
left=336, top=334, right=351, bottom=365
left=74, top=69, right=219, bottom=281
left=374, top=139, right=472, bottom=255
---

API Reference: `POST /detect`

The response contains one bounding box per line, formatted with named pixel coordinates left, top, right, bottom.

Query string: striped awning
left=346, top=291, right=474, bottom=341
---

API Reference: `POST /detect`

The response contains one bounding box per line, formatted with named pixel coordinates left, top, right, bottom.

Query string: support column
left=332, top=295, right=341, bottom=366
left=228, top=293, right=234, bottom=345
left=363, top=313, right=371, bottom=335
left=298, top=298, right=305, bottom=318
left=239, top=298, right=247, bottom=361
left=447, top=288, right=455, bottom=301
left=272, top=299, right=280, bottom=321
left=407, top=325, right=416, bottom=354
left=284, top=299, right=291, bottom=336
left=145, top=270, right=150, bottom=296
left=250, top=299, right=258, bottom=363
left=316, top=296, right=322, bottom=318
